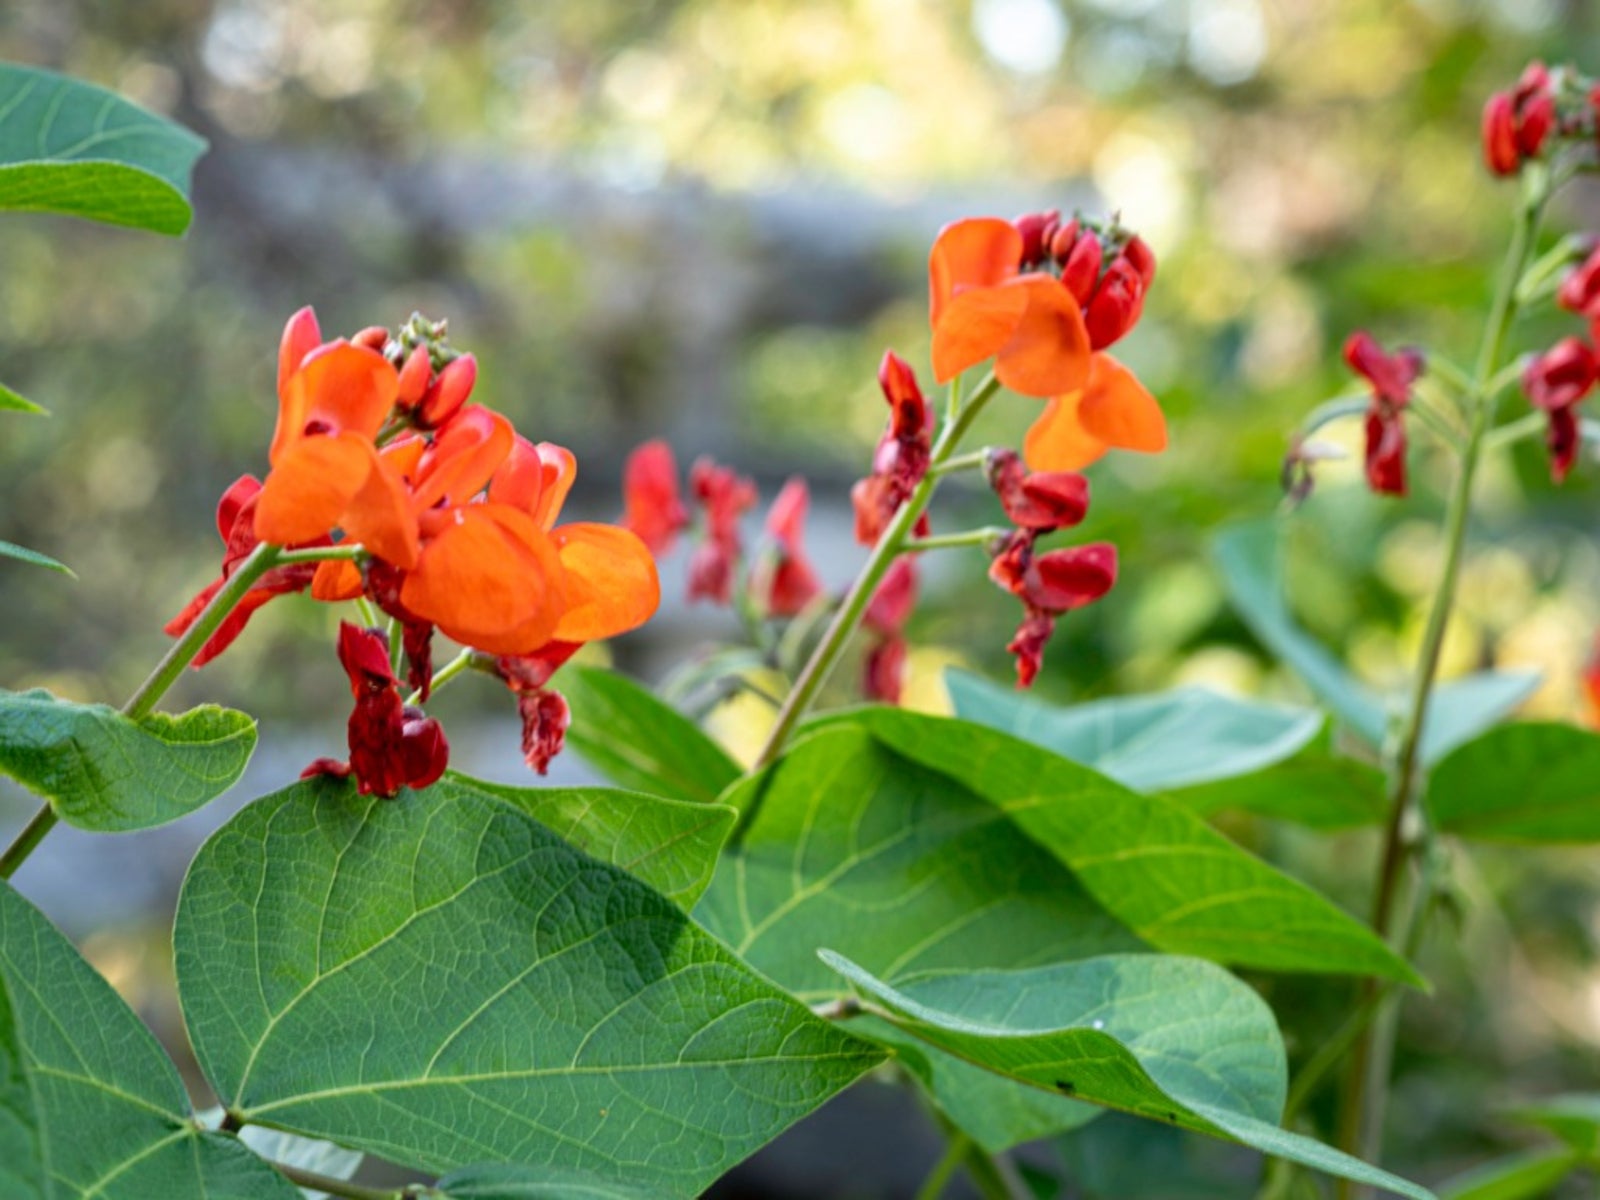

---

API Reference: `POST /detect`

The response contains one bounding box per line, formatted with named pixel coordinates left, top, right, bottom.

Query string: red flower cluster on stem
left=1343, top=332, right=1424, bottom=497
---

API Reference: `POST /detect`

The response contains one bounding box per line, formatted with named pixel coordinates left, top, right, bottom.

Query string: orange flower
left=928, top=218, right=1168, bottom=472
left=253, top=308, right=417, bottom=564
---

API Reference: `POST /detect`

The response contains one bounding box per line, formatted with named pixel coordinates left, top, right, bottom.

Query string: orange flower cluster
left=928, top=214, right=1167, bottom=471
left=172, top=308, right=661, bottom=789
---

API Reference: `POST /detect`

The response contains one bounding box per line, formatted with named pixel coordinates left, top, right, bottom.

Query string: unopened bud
left=1014, top=209, right=1061, bottom=267
left=417, top=353, right=477, bottom=429
left=351, top=326, right=389, bottom=353
left=395, top=345, right=433, bottom=412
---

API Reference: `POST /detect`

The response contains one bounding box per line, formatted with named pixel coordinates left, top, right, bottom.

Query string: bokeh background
left=3, top=0, right=1600, bottom=1195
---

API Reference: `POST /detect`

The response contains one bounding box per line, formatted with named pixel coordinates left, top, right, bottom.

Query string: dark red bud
left=1482, top=92, right=1520, bottom=176
left=1121, top=236, right=1157, bottom=288
left=1014, top=209, right=1061, bottom=267
left=1059, top=235, right=1104, bottom=306
left=1083, top=259, right=1145, bottom=351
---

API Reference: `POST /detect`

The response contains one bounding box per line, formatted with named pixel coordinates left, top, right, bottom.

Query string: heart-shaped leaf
left=0, top=688, right=256, bottom=831
left=0, top=62, right=207, bottom=235
left=176, top=775, right=882, bottom=1199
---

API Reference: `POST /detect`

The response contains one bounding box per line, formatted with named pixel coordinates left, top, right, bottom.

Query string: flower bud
left=1014, top=209, right=1061, bottom=267
left=417, top=353, right=477, bottom=429
left=351, top=325, right=390, bottom=353
left=395, top=345, right=433, bottom=412
left=1083, top=258, right=1145, bottom=351
left=1058, top=234, right=1104, bottom=306
left=1558, top=246, right=1600, bottom=318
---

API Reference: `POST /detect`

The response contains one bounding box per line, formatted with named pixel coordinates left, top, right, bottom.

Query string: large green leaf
left=0, top=972, right=44, bottom=1200
left=696, top=726, right=1131, bottom=1151
left=0, top=541, right=71, bottom=576
left=451, top=776, right=734, bottom=907
left=561, top=667, right=742, bottom=804
left=431, top=1164, right=655, bottom=1198
left=1507, top=1093, right=1600, bottom=1153
left=0, top=382, right=44, bottom=415
left=1428, top=723, right=1600, bottom=843
left=0, top=881, right=301, bottom=1198
left=809, top=709, right=1419, bottom=984
left=1437, top=1148, right=1580, bottom=1200
left=0, top=63, right=207, bottom=235
left=175, top=775, right=882, bottom=1198
left=945, top=671, right=1323, bottom=791
left=825, top=953, right=1434, bottom=1200
left=0, top=688, right=257, bottom=831
left=1214, top=523, right=1536, bottom=763
left=1167, top=729, right=1387, bottom=830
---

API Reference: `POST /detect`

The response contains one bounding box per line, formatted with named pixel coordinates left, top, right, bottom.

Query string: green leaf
left=825, top=953, right=1435, bottom=1200
left=853, top=1015, right=1099, bottom=1152
left=448, top=775, right=735, bottom=907
left=1507, top=1093, right=1600, bottom=1153
left=1166, top=728, right=1388, bottom=830
left=809, top=708, right=1420, bottom=985
left=0, top=63, right=207, bottom=235
left=695, top=725, right=1133, bottom=1151
left=0, top=688, right=257, bottom=831
left=1214, top=523, right=1537, bottom=764
left=0, top=972, right=45, bottom=1200
left=1428, top=723, right=1600, bottom=843
left=1214, top=522, right=1387, bottom=747
left=1423, top=670, right=1541, bottom=764
left=1437, top=1148, right=1580, bottom=1200
left=432, top=1164, right=655, bottom=1198
left=561, top=667, right=742, bottom=803
left=0, top=382, right=44, bottom=414
left=946, top=671, right=1323, bottom=791
left=0, top=541, right=72, bottom=576
left=175, top=775, right=882, bottom=1198
left=0, top=881, right=301, bottom=1198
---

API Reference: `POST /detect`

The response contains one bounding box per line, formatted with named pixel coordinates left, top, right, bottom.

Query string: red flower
left=497, top=641, right=583, bottom=774
left=754, top=478, right=823, bottom=618
left=988, top=532, right=1117, bottom=687
left=1523, top=339, right=1599, bottom=483
left=986, top=448, right=1090, bottom=531
left=686, top=457, right=758, bottom=604
left=622, top=440, right=690, bottom=556
left=165, top=475, right=329, bottom=665
left=1557, top=245, right=1600, bottom=318
left=303, top=622, right=449, bottom=797
left=1483, top=62, right=1556, bottom=177
left=1344, top=331, right=1424, bottom=497
left=852, top=351, right=934, bottom=544
left=862, top=556, right=919, bottom=704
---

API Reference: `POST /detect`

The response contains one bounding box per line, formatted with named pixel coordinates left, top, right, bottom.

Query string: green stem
left=270, top=1161, right=399, bottom=1200
left=928, top=449, right=991, bottom=477
left=915, top=1131, right=972, bottom=1200
left=404, top=648, right=487, bottom=706
left=906, top=527, right=1009, bottom=552
left=751, top=372, right=1002, bottom=770
left=1484, top=411, right=1545, bottom=452
left=0, top=540, right=361, bottom=880
left=1334, top=168, right=1549, bottom=1193
left=960, top=1142, right=1033, bottom=1200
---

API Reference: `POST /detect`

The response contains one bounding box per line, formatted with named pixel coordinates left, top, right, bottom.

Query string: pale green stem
left=751, top=373, right=1001, bottom=771
left=1484, top=411, right=1545, bottom=452
left=1334, top=166, right=1550, bottom=1194
left=0, top=541, right=364, bottom=880
left=915, top=1131, right=972, bottom=1200
left=906, top=528, right=1009, bottom=552
left=403, top=648, right=485, bottom=706
left=928, top=449, right=991, bottom=477
left=354, top=596, right=382, bottom=629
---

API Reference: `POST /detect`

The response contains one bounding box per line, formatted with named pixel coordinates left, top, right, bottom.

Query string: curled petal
left=1024, top=542, right=1118, bottom=613
left=413, top=405, right=515, bottom=511
left=271, top=342, right=397, bottom=466
left=277, top=307, right=323, bottom=398
left=254, top=432, right=376, bottom=547
left=401, top=506, right=568, bottom=655
left=994, top=277, right=1092, bottom=398
left=549, top=523, right=662, bottom=643
left=340, top=448, right=421, bottom=569
left=929, top=218, right=1024, bottom=325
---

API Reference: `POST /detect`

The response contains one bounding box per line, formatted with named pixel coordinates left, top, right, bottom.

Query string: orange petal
left=277, top=307, right=322, bottom=396
left=340, top=446, right=421, bottom=569
left=929, top=218, right=1022, bottom=325
left=271, top=342, right=398, bottom=465
left=994, top=277, right=1092, bottom=398
left=528, top=443, right=577, bottom=530
left=487, top=434, right=543, bottom=513
left=399, top=506, right=566, bottom=653
left=412, top=406, right=514, bottom=511
left=311, top=558, right=364, bottom=602
left=1022, top=394, right=1108, bottom=472
left=931, top=286, right=1030, bottom=383
left=549, top=523, right=661, bottom=643
left=1077, top=354, right=1167, bottom=454
left=254, top=433, right=374, bottom=546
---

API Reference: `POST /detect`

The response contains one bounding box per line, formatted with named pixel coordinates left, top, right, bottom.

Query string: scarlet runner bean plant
left=2, top=54, right=1598, bottom=1200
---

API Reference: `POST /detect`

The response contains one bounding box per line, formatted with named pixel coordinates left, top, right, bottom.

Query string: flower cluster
left=1523, top=244, right=1600, bottom=481
left=173, top=309, right=661, bottom=792
left=929, top=211, right=1166, bottom=470
left=1343, top=332, right=1424, bottom=497
left=1481, top=62, right=1600, bottom=179
left=984, top=449, right=1114, bottom=686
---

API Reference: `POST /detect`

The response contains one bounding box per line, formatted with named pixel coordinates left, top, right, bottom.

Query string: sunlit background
left=2, top=1, right=1599, bottom=1195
